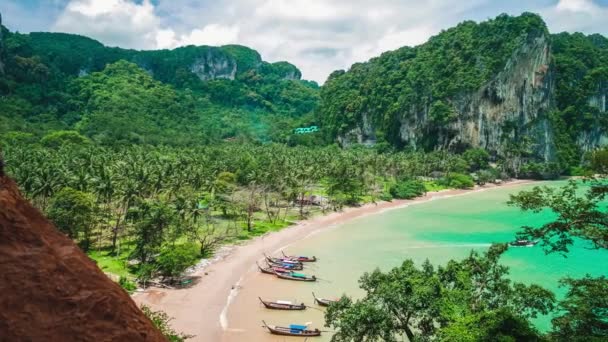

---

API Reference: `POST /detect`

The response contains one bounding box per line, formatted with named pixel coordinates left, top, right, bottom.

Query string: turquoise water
left=231, top=182, right=608, bottom=340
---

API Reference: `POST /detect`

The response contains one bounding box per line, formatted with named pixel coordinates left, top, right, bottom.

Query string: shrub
left=155, top=243, right=199, bottom=280
left=389, top=179, right=427, bottom=199
left=441, top=173, right=475, bottom=189
left=119, top=276, right=137, bottom=294
left=40, top=130, right=90, bottom=148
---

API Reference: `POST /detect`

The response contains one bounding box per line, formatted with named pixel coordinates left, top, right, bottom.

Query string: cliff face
left=189, top=48, right=237, bottom=81
left=446, top=32, right=555, bottom=160
left=0, top=170, right=166, bottom=341
left=341, top=32, right=555, bottom=160
left=578, top=79, right=608, bottom=151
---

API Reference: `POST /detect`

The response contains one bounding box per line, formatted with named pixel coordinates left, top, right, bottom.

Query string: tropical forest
left=0, top=5, right=607, bottom=342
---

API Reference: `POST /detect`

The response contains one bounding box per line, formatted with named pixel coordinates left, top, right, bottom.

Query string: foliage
left=155, top=243, right=199, bottom=280
left=140, top=305, right=193, bottom=342
left=118, top=276, right=137, bottom=294
left=0, top=27, right=320, bottom=145
left=550, top=276, right=608, bottom=341
left=463, top=148, right=490, bottom=171
left=438, top=308, right=544, bottom=342
left=325, top=244, right=555, bottom=341
left=389, top=178, right=426, bottom=199
left=440, top=173, right=475, bottom=189
left=47, top=187, right=96, bottom=250
left=508, top=179, right=608, bottom=253
left=40, top=130, right=90, bottom=148
left=510, top=149, right=608, bottom=339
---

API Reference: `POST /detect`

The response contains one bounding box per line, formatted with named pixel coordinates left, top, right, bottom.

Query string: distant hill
left=0, top=14, right=320, bottom=145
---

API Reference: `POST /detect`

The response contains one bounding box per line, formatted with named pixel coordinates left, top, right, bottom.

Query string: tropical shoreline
left=133, top=179, right=537, bottom=342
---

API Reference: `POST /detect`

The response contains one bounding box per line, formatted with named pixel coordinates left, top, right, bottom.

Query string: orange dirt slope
left=0, top=167, right=167, bottom=341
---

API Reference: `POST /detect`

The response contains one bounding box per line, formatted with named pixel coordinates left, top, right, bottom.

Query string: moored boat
left=259, top=297, right=306, bottom=310
left=265, top=259, right=304, bottom=270
left=257, top=262, right=290, bottom=275
left=282, top=251, right=317, bottom=262
left=312, top=292, right=336, bottom=306
left=276, top=271, right=317, bottom=282
left=262, top=321, right=321, bottom=337
left=264, top=253, right=303, bottom=266
left=509, top=239, right=539, bottom=247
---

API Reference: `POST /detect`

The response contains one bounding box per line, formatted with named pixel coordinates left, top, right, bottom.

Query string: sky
left=1, top=0, right=608, bottom=84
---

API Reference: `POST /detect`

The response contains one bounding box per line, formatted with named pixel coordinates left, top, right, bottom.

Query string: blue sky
left=1, top=0, right=608, bottom=83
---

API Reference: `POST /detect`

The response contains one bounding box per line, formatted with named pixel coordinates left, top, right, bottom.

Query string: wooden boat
left=276, top=271, right=316, bottom=282
left=257, top=262, right=290, bottom=275
left=265, top=259, right=304, bottom=270
left=262, top=320, right=321, bottom=337
left=264, top=253, right=303, bottom=266
left=509, top=239, right=539, bottom=247
left=282, top=251, right=317, bottom=262
left=259, top=297, right=306, bottom=310
left=312, top=292, right=336, bottom=307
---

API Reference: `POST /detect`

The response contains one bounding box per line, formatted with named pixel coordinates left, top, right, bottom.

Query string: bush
left=40, top=130, right=90, bottom=148
left=474, top=168, right=499, bottom=185
left=463, top=148, right=490, bottom=171
left=155, top=243, right=199, bottom=280
left=441, top=173, right=475, bottom=189
left=119, top=276, right=137, bottom=294
left=389, top=179, right=427, bottom=199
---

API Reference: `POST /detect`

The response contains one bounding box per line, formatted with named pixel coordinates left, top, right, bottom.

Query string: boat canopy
left=277, top=300, right=292, bottom=304
left=290, top=324, right=307, bottom=333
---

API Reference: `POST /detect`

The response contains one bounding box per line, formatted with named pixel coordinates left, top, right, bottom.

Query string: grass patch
left=88, top=247, right=134, bottom=278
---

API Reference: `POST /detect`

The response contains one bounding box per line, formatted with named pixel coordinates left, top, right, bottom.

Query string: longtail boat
left=276, top=271, right=316, bottom=282
left=258, top=297, right=306, bottom=310
left=312, top=292, right=336, bottom=307
left=509, top=239, right=539, bottom=247
left=265, top=259, right=304, bottom=270
left=262, top=320, right=321, bottom=337
left=256, top=262, right=290, bottom=275
left=282, top=251, right=317, bottom=262
left=264, top=253, right=303, bottom=266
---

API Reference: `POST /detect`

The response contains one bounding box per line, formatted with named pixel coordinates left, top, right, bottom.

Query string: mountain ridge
left=318, top=13, right=608, bottom=172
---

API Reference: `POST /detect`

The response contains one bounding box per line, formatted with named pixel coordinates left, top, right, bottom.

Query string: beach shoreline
left=133, top=179, right=537, bottom=341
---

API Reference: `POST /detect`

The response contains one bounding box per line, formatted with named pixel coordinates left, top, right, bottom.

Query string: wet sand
left=133, top=180, right=535, bottom=341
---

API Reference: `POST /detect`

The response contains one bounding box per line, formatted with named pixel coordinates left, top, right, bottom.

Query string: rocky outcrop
left=450, top=32, right=554, bottom=160
left=0, top=167, right=166, bottom=341
left=576, top=79, right=608, bottom=152
left=343, top=32, right=555, bottom=160
left=189, top=48, right=237, bottom=81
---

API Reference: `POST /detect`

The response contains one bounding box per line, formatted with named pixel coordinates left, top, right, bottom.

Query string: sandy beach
left=133, top=179, right=535, bottom=341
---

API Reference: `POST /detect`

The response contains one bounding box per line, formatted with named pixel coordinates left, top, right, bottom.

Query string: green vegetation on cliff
left=0, top=26, right=319, bottom=144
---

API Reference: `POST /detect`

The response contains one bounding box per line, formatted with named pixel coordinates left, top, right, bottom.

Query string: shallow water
left=225, top=181, right=608, bottom=341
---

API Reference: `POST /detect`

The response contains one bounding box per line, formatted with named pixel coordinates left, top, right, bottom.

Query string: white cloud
left=47, top=0, right=608, bottom=83
left=53, top=0, right=161, bottom=49
left=174, top=24, right=239, bottom=47
left=541, top=0, right=608, bottom=36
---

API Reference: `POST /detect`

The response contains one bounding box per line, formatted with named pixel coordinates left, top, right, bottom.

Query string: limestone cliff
left=189, top=47, right=237, bottom=81
left=338, top=31, right=555, bottom=160
left=0, top=164, right=166, bottom=341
